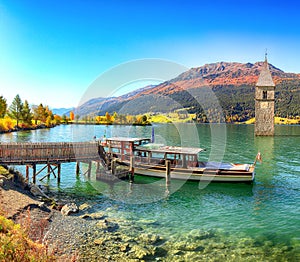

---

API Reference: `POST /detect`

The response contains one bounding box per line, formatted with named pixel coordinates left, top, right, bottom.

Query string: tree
left=45, top=115, right=52, bottom=127
left=105, top=112, right=112, bottom=123
left=70, top=111, right=75, bottom=121
left=8, top=94, right=23, bottom=127
left=45, top=106, right=53, bottom=120
left=62, top=114, right=68, bottom=123
left=112, top=112, right=118, bottom=122
left=142, top=115, right=147, bottom=123
left=32, top=104, right=47, bottom=124
left=0, top=95, right=7, bottom=118
left=75, top=114, right=80, bottom=123
left=21, top=100, right=33, bottom=125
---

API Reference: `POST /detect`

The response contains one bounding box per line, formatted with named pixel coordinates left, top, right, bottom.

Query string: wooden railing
left=0, top=142, right=102, bottom=165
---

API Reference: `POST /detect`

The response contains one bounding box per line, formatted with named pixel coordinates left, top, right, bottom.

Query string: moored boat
left=102, top=137, right=256, bottom=183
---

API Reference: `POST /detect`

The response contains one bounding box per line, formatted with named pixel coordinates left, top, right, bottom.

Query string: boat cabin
left=134, top=144, right=205, bottom=168
left=102, top=137, right=151, bottom=161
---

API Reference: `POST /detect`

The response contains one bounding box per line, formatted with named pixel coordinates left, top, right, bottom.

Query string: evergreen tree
left=0, top=95, right=7, bottom=118
left=21, top=100, right=33, bottom=125
left=8, top=94, right=23, bottom=127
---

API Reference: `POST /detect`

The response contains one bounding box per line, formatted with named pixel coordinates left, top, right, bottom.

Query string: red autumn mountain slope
left=74, top=61, right=300, bottom=118
left=129, top=61, right=300, bottom=98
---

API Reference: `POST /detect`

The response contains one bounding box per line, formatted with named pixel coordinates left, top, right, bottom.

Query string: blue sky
left=1, top=0, right=300, bottom=108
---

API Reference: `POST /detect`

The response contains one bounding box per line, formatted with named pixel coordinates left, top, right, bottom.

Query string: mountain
left=74, top=62, right=300, bottom=122
left=74, top=85, right=156, bottom=117
left=52, top=107, right=74, bottom=116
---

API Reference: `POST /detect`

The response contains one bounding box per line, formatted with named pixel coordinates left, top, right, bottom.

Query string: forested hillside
left=74, top=62, right=300, bottom=122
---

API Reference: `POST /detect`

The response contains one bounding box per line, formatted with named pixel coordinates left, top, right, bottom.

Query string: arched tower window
left=263, top=91, right=267, bottom=100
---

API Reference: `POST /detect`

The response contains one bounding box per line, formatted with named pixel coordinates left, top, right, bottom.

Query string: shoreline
left=0, top=166, right=168, bottom=261
left=0, top=166, right=78, bottom=259
left=0, top=124, right=58, bottom=134
left=1, top=166, right=299, bottom=261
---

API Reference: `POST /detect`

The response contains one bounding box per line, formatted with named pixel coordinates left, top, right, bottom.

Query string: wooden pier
left=0, top=142, right=124, bottom=183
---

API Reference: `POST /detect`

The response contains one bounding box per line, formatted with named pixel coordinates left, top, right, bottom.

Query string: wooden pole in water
left=111, top=159, right=116, bottom=175
left=166, top=160, right=171, bottom=186
left=76, top=161, right=80, bottom=176
left=130, top=156, right=135, bottom=182
left=57, top=163, right=61, bottom=183
left=47, top=164, right=51, bottom=179
left=96, top=161, right=100, bottom=173
left=88, top=161, right=92, bottom=177
left=26, top=165, right=29, bottom=182
left=32, top=164, right=36, bottom=184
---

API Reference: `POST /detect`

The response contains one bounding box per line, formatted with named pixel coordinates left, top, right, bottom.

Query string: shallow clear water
left=1, top=124, right=299, bottom=259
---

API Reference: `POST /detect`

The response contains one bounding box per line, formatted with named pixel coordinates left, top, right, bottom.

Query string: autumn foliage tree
left=32, top=104, right=47, bottom=124
left=0, top=95, right=60, bottom=132
left=105, top=112, right=112, bottom=123
left=70, top=111, right=74, bottom=121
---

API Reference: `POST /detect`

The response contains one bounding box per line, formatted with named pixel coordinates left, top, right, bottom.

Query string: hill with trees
left=73, top=61, right=300, bottom=123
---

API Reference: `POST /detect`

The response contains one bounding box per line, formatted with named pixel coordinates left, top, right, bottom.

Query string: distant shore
left=68, top=121, right=151, bottom=126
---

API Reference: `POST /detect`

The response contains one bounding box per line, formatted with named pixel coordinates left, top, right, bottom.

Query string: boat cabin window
left=166, top=153, right=181, bottom=160
left=134, top=150, right=148, bottom=157
left=152, top=152, right=165, bottom=159
left=187, top=155, right=196, bottom=161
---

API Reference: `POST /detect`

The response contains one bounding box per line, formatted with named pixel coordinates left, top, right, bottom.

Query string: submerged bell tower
left=255, top=53, right=275, bottom=136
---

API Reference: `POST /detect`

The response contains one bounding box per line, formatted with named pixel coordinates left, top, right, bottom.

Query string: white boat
left=102, top=137, right=256, bottom=183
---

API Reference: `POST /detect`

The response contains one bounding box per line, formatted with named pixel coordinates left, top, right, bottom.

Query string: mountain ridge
left=74, top=61, right=300, bottom=121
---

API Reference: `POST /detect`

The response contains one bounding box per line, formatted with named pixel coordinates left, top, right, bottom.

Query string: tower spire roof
left=256, top=52, right=275, bottom=87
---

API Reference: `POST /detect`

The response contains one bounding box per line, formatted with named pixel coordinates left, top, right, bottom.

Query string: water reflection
left=1, top=124, right=299, bottom=245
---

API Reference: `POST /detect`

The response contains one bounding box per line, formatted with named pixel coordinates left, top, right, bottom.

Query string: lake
left=1, top=123, right=299, bottom=260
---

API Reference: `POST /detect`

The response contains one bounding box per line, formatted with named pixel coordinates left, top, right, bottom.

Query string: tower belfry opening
left=255, top=54, right=275, bottom=136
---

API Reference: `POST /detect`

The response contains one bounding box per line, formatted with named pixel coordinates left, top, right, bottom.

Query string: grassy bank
left=0, top=167, right=55, bottom=261
left=0, top=215, right=56, bottom=262
left=243, top=117, right=300, bottom=125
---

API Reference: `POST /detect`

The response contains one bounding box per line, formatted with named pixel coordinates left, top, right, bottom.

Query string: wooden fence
left=0, top=142, right=101, bottom=165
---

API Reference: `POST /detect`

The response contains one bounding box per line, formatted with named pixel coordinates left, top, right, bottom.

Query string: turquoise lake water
left=1, top=124, right=299, bottom=260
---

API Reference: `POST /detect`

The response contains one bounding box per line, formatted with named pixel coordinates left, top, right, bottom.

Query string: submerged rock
left=96, top=219, right=119, bottom=232
left=79, top=203, right=91, bottom=211
left=61, top=203, right=79, bottom=216
left=187, top=229, right=215, bottom=241
left=130, top=244, right=156, bottom=259
left=139, top=233, right=163, bottom=245
left=80, top=211, right=106, bottom=220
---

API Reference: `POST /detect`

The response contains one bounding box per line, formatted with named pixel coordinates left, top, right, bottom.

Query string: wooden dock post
left=57, top=163, right=61, bottom=183
left=166, top=160, right=171, bottom=186
left=88, top=161, right=92, bottom=177
left=47, top=164, right=51, bottom=179
left=111, top=159, right=116, bottom=175
left=96, top=161, right=100, bottom=173
left=32, top=164, right=36, bottom=184
left=26, top=165, right=29, bottom=182
left=76, top=161, right=80, bottom=176
left=130, top=156, right=135, bottom=182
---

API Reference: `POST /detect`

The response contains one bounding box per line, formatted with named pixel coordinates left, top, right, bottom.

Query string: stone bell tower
left=255, top=54, right=275, bottom=136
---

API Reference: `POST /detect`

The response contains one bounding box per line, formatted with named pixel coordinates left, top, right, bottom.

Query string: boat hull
left=133, top=164, right=255, bottom=183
